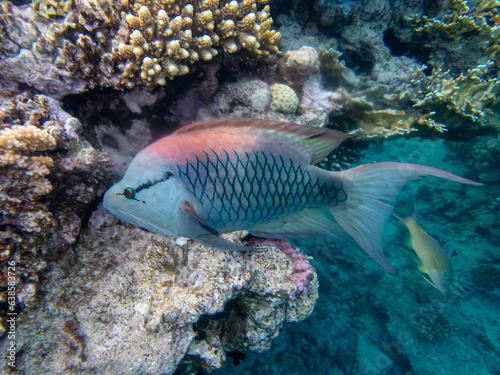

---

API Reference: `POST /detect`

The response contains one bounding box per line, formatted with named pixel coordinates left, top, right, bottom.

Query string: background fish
left=103, top=118, right=481, bottom=275
left=394, top=198, right=454, bottom=293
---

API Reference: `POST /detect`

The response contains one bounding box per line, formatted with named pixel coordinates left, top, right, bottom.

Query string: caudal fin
left=332, top=162, right=481, bottom=275
left=393, top=197, right=417, bottom=225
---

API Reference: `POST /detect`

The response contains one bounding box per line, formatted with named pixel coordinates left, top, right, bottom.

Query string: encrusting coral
left=0, top=93, right=108, bottom=331
left=1, top=0, right=281, bottom=93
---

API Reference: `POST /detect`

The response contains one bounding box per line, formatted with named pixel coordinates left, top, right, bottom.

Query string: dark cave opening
left=382, top=28, right=431, bottom=65
left=342, top=50, right=374, bottom=75
left=383, top=28, right=408, bottom=57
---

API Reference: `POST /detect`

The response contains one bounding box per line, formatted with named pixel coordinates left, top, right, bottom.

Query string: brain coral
left=269, top=83, right=299, bottom=114
left=23, top=0, right=281, bottom=89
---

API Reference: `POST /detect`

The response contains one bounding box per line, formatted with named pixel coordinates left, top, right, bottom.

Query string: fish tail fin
left=330, top=162, right=481, bottom=275
left=393, top=196, right=417, bottom=225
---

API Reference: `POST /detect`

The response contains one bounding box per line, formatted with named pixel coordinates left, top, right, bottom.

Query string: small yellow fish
left=394, top=198, right=453, bottom=293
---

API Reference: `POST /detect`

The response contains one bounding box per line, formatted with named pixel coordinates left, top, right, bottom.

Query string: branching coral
left=3, top=0, right=281, bottom=91
left=409, top=0, right=500, bottom=68
left=339, top=93, right=416, bottom=139
left=409, top=0, right=480, bottom=39
left=413, top=61, right=500, bottom=129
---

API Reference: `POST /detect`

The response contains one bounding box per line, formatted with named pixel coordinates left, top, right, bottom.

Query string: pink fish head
left=103, top=147, right=189, bottom=238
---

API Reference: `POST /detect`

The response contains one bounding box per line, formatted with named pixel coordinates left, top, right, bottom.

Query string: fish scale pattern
left=176, top=148, right=347, bottom=231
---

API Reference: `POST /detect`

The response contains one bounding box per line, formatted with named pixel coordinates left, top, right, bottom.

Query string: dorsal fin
left=174, top=118, right=351, bottom=164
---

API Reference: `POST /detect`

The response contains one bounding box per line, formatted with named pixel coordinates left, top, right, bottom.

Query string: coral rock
left=0, top=208, right=318, bottom=374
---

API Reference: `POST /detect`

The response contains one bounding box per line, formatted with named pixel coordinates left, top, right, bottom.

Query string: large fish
left=103, top=118, right=481, bottom=275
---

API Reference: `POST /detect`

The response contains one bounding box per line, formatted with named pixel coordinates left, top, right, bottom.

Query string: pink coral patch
left=246, top=237, right=314, bottom=296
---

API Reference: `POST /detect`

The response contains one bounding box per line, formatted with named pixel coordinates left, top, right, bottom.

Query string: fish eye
left=123, top=186, right=136, bottom=200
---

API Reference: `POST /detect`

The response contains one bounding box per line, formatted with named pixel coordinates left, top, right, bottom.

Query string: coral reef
left=2, top=1, right=500, bottom=374
left=413, top=61, right=500, bottom=131
left=408, top=0, right=500, bottom=69
left=278, top=46, right=320, bottom=93
left=195, top=79, right=273, bottom=120
left=272, top=0, right=500, bottom=139
left=469, top=134, right=500, bottom=182
left=246, top=238, right=315, bottom=298
left=410, top=314, right=450, bottom=342
left=318, top=47, right=347, bottom=84
left=334, top=92, right=417, bottom=139
left=0, top=0, right=281, bottom=95
left=0, top=93, right=107, bottom=330
left=0, top=206, right=318, bottom=374
left=471, top=263, right=500, bottom=293
left=410, top=0, right=481, bottom=39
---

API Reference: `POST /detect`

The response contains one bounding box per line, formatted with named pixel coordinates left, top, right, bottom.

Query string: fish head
left=427, top=269, right=452, bottom=293
left=103, top=148, right=184, bottom=237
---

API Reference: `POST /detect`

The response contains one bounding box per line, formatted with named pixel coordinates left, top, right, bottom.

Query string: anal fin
left=422, top=274, right=438, bottom=289
left=251, top=208, right=357, bottom=246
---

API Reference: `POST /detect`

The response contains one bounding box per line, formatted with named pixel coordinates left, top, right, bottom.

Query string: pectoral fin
left=181, top=201, right=219, bottom=236
left=180, top=201, right=257, bottom=251
left=414, top=257, right=427, bottom=273
left=404, top=236, right=414, bottom=250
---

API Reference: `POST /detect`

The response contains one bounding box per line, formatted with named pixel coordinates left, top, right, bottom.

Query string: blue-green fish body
left=104, top=118, right=481, bottom=274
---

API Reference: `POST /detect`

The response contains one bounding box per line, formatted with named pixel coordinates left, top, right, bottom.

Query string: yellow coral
left=342, top=94, right=417, bottom=139
left=410, top=0, right=500, bottom=43
left=0, top=125, right=56, bottom=154
left=31, top=0, right=72, bottom=18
